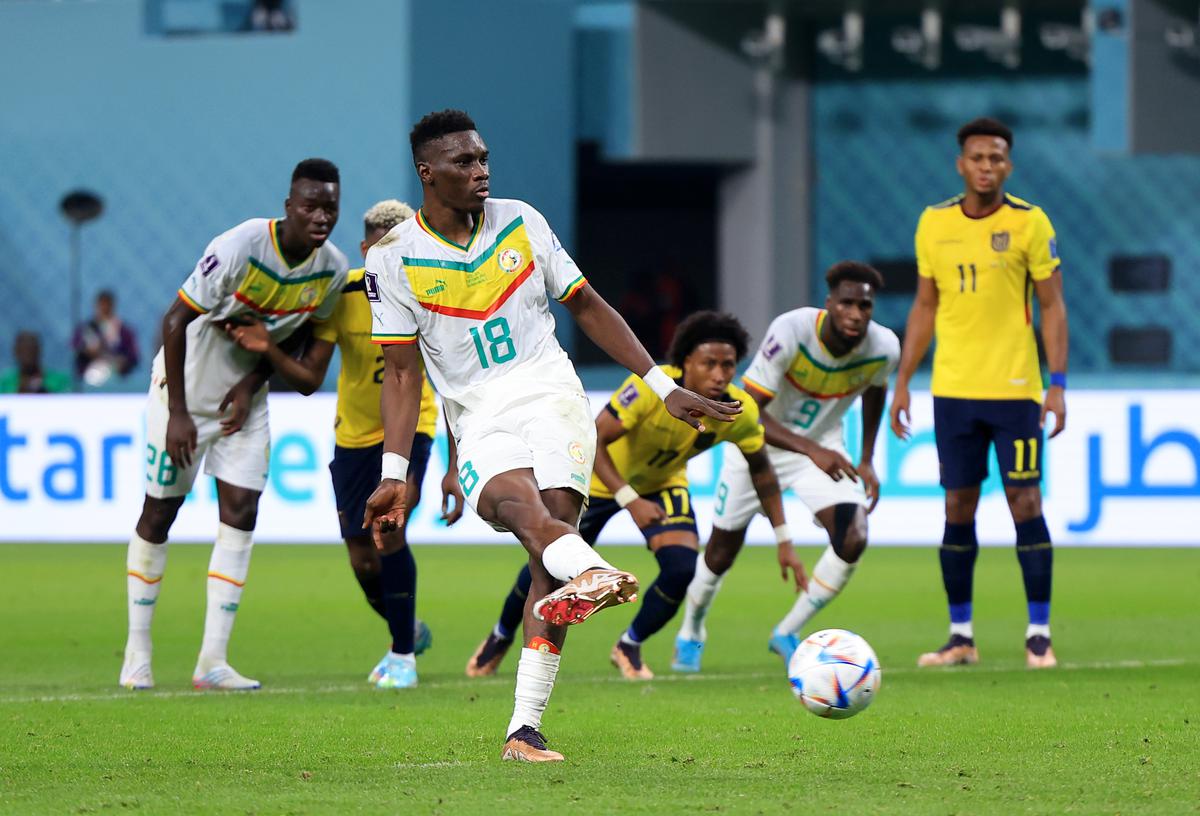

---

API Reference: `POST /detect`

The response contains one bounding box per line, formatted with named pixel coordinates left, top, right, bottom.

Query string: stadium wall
left=2, top=391, right=1197, bottom=546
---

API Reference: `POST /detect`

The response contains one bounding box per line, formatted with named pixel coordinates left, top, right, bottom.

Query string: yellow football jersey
left=314, top=268, right=438, bottom=448
left=915, top=193, right=1061, bottom=401
left=592, top=366, right=765, bottom=499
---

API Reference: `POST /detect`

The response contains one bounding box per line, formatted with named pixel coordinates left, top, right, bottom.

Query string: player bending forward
left=121, top=159, right=349, bottom=690
left=466, top=311, right=806, bottom=680
left=364, top=110, right=737, bottom=762
left=224, top=199, right=463, bottom=689
left=673, top=261, right=899, bottom=672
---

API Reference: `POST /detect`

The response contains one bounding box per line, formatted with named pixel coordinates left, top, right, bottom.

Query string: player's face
left=825, top=281, right=874, bottom=346
left=418, top=131, right=490, bottom=214
left=14, top=335, right=40, bottom=370
left=956, top=135, right=1011, bottom=196
left=360, top=226, right=389, bottom=259
left=682, top=342, right=738, bottom=399
left=285, top=179, right=340, bottom=249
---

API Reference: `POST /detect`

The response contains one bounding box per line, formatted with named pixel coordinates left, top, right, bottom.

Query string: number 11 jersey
left=368, top=198, right=588, bottom=416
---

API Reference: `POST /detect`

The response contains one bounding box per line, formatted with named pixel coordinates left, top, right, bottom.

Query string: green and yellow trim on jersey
left=416, top=208, right=485, bottom=253
left=233, top=257, right=338, bottom=315
left=372, top=331, right=418, bottom=346
left=783, top=342, right=889, bottom=399
left=177, top=288, right=209, bottom=314
left=556, top=274, right=587, bottom=303
left=401, top=216, right=536, bottom=320
left=269, top=219, right=316, bottom=270
left=741, top=375, right=776, bottom=399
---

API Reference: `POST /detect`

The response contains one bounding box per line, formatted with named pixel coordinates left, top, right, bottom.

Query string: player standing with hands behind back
left=891, top=117, right=1069, bottom=669
left=364, top=110, right=739, bottom=762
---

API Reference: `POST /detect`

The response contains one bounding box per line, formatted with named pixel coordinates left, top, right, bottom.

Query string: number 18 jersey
left=368, top=198, right=587, bottom=417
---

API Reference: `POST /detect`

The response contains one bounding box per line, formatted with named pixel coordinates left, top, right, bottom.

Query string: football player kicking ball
left=120, top=159, right=350, bottom=691
left=364, top=109, right=738, bottom=762
left=224, top=199, right=463, bottom=689
left=465, top=311, right=806, bottom=681
left=673, top=261, right=899, bottom=672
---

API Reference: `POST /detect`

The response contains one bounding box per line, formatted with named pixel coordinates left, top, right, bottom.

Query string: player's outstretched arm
left=890, top=276, right=939, bottom=440
left=1035, top=271, right=1068, bottom=438
left=745, top=447, right=807, bottom=591
left=564, top=285, right=741, bottom=430
left=363, top=342, right=424, bottom=547
left=161, top=298, right=202, bottom=468
left=858, top=385, right=886, bottom=512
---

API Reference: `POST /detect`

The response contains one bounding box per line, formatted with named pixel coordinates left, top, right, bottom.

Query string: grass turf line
left=0, top=544, right=1197, bottom=814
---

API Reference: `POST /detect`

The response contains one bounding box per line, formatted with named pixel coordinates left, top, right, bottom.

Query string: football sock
left=1015, top=516, right=1053, bottom=637
left=774, top=546, right=856, bottom=636
left=354, top=569, right=387, bottom=620
left=199, top=523, right=253, bottom=665
left=678, top=553, right=724, bottom=642
left=126, top=533, right=167, bottom=654
left=940, top=521, right=978, bottom=638
left=628, top=545, right=697, bottom=643
left=540, top=533, right=613, bottom=582
left=381, top=546, right=417, bottom=655
left=496, top=565, right=532, bottom=640
left=505, top=646, right=561, bottom=739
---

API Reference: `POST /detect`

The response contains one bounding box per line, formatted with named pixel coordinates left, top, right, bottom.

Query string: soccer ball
left=787, top=629, right=881, bottom=719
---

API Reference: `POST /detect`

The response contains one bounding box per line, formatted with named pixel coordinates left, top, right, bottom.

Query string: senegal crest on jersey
left=402, top=217, right=535, bottom=319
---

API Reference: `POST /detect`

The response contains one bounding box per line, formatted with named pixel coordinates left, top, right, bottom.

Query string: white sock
left=678, top=555, right=723, bottom=642
left=620, top=629, right=640, bottom=647
left=950, top=621, right=975, bottom=639
left=126, top=533, right=167, bottom=655
left=540, top=533, right=613, bottom=582
left=505, top=647, right=561, bottom=739
left=1025, top=623, right=1051, bottom=639
left=199, top=523, right=253, bottom=666
left=774, top=547, right=856, bottom=636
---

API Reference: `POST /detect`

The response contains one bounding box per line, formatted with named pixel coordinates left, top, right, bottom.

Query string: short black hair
left=825, top=260, right=884, bottom=292
left=667, top=311, right=751, bottom=368
left=957, top=117, right=1013, bottom=150
left=96, top=289, right=115, bottom=303
left=292, top=158, right=340, bottom=185
left=410, top=109, right=478, bottom=160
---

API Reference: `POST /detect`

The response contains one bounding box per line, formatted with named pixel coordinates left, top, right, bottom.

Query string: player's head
left=361, top=199, right=415, bottom=258
left=285, top=158, right=341, bottom=249
left=410, top=109, right=489, bottom=214
left=13, top=330, right=41, bottom=372
left=956, top=117, right=1012, bottom=196
left=824, top=261, right=882, bottom=348
left=667, top=310, right=751, bottom=399
left=95, top=289, right=115, bottom=318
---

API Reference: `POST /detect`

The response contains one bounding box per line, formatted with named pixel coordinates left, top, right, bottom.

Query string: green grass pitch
left=1, top=543, right=1197, bottom=814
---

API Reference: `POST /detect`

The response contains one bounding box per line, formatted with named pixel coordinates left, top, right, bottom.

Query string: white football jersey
left=159, top=218, right=349, bottom=414
left=742, top=307, right=899, bottom=448
left=368, top=198, right=587, bottom=422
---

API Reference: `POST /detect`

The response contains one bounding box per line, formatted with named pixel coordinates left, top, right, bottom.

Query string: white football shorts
left=143, top=371, right=270, bottom=499
left=452, top=388, right=596, bottom=520
left=713, top=444, right=866, bottom=531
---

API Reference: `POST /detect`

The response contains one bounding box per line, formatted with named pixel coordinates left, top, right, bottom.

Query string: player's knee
left=945, top=489, right=980, bottom=523
left=1006, top=487, right=1042, bottom=521
left=136, top=495, right=184, bottom=541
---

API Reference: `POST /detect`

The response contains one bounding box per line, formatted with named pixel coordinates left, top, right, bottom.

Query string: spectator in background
left=0, top=331, right=71, bottom=394
left=72, top=289, right=140, bottom=386
left=248, top=0, right=293, bottom=31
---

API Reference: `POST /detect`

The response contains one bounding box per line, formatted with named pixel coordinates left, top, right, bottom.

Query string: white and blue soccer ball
left=787, top=628, right=881, bottom=719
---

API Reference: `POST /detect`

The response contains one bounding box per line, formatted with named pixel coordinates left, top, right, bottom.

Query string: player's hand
left=664, top=388, right=741, bottom=433
left=858, top=461, right=880, bottom=513
left=440, top=469, right=465, bottom=526
left=1041, top=385, right=1066, bottom=439
left=364, top=478, right=407, bottom=550
left=809, top=446, right=858, bottom=482
left=218, top=381, right=256, bottom=436
left=777, top=542, right=808, bottom=592
left=165, top=409, right=198, bottom=469
left=889, top=384, right=912, bottom=440
left=224, top=317, right=271, bottom=354
left=627, top=497, right=667, bottom=529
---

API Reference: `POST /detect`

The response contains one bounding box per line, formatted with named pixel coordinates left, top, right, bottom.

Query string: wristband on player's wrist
left=642, top=366, right=679, bottom=402
left=381, top=452, right=409, bottom=481
left=1049, top=372, right=1067, bottom=389
left=614, top=485, right=639, bottom=508
left=773, top=523, right=792, bottom=546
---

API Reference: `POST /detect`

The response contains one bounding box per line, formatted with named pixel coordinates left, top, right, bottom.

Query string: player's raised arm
left=563, top=285, right=740, bottom=431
